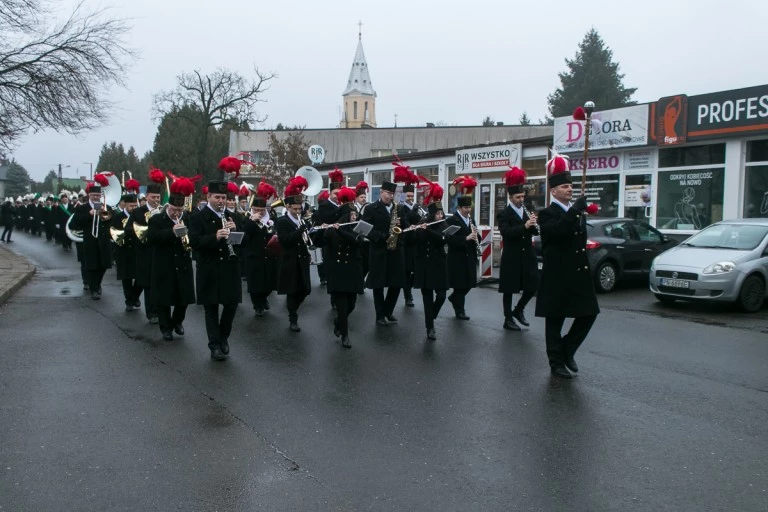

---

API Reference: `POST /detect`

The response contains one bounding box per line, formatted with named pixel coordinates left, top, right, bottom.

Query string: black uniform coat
left=1, top=202, right=15, bottom=227
left=111, top=210, right=137, bottom=280
left=70, top=202, right=112, bottom=270
left=275, top=215, right=312, bottom=295
left=445, top=212, right=478, bottom=289
left=414, top=223, right=448, bottom=291
left=147, top=212, right=195, bottom=306
left=534, top=202, right=600, bottom=318
left=497, top=205, right=539, bottom=294
left=402, top=203, right=422, bottom=273
left=361, top=201, right=410, bottom=289
left=127, top=205, right=155, bottom=287
left=325, top=226, right=365, bottom=294
left=188, top=206, right=242, bottom=305
left=243, top=216, right=277, bottom=294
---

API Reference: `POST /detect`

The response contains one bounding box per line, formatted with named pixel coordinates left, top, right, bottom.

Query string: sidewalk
left=0, top=243, right=36, bottom=305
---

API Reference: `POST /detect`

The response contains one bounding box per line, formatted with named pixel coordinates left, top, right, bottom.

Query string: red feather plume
left=170, top=177, right=195, bottom=197
left=328, top=168, right=344, bottom=184
left=424, top=182, right=444, bottom=205
left=504, top=167, right=527, bottom=187
left=586, top=203, right=599, bottom=215
left=218, top=156, right=242, bottom=176
left=238, top=185, right=250, bottom=197
left=573, top=106, right=586, bottom=121
left=124, top=179, right=140, bottom=192
left=202, top=185, right=209, bottom=195
left=454, top=175, right=477, bottom=195
left=393, top=165, right=415, bottom=184
left=94, top=173, right=109, bottom=187
left=337, top=186, right=356, bottom=204
left=148, top=168, right=165, bottom=183
left=355, top=180, right=369, bottom=192
left=85, top=182, right=95, bottom=193
left=257, top=182, right=276, bottom=201
left=227, top=182, right=239, bottom=195
left=318, top=190, right=330, bottom=201
left=289, top=176, right=309, bottom=192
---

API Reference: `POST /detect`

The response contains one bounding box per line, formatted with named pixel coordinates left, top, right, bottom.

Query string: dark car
left=534, top=217, right=679, bottom=293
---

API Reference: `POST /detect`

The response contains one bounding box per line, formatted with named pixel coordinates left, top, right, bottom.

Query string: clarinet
left=469, top=218, right=482, bottom=258
left=522, top=205, right=540, bottom=236
left=220, top=209, right=237, bottom=259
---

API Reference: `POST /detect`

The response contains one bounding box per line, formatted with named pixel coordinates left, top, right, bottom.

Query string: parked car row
left=532, top=217, right=768, bottom=313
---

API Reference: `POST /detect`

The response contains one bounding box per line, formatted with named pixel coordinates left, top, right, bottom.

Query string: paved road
left=1, top=233, right=767, bottom=511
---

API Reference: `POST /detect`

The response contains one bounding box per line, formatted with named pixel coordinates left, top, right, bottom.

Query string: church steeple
left=340, top=24, right=376, bottom=129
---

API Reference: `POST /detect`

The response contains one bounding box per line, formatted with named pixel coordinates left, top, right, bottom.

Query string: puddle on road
left=18, top=270, right=86, bottom=298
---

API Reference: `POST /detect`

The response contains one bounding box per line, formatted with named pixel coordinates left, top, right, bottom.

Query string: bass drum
left=65, top=214, right=83, bottom=243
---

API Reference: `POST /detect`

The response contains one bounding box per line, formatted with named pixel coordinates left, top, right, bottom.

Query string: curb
left=0, top=246, right=37, bottom=306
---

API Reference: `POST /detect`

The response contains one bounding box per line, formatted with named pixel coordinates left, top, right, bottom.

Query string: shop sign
left=455, top=143, right=521, bottom=174
left=687, top=84, right=768, bottom=140
left=554, top=104, right=649, bottom=152
left=624, top=150, right=654, bottom=170
left=650, top=95, right=688, bottom=146
left=568, top=153, right=621, bottom=172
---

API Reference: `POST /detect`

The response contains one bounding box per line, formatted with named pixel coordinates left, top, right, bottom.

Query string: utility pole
left=58, top=163, right=63, bottom=193
left=84, top=162, right=93, bottom=180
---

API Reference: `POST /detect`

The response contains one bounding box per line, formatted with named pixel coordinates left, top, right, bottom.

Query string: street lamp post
left=83, top=162, right=93, bottom=180
left=56, top=164, right=71, bottom=194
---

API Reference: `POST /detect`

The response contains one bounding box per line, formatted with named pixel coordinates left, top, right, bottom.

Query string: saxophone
left=386, top=203, right=402, bottom=251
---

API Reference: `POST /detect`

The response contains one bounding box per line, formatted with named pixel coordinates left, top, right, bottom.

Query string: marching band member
left=70, top=176, right=114, bottom=300
left=354, top=181, right=371, bottom=280
left=111, top=193, right=142, bottom=311
left=362, top=175, right=410, bottom=326
left=314, top=169, right=344, bottom=287
left=73, top=192, right=89, bottom=289
left=535, top=153, right=600, bottom=379
left=188, top=178, right=242, bottom=361
left=445, top=176, right=479, bottom=320
left=497, top=167, right=539, bottom=331
left=127, top=169, right=164, bottom=323
left=147, top=175, right=197, bottom=341
left=243, top=181, right=278, bottom=317
left=414, top=183, right=448, bottom=340
left=324, top=187, right=365, bottom=348
left=276, top=177, right=313, bottom=332
left=401, top=182, right=422, bottom=307
left=55, top=192, right=74, bottom=251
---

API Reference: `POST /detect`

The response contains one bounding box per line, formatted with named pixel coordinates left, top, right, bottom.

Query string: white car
left=649, top=219, right=768, bottom=312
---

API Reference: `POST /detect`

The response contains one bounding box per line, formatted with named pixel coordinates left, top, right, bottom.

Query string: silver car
left=649, top=219, right=768, bottom=312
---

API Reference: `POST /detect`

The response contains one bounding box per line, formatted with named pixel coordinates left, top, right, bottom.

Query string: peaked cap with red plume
left=218, top=156, right=243, bottom=180
left=355, top=181, right=369, bottom=196
left=318, top=190, right=330, bottom=202
left=423, top=182, right=444, bottom=205
left=546, top=150, right=572, bottom=188
left=94, top=173, right=110, bottom=187
left=504, top=166, right=527, bottom=194
left=124, top=179, right=140, bottom=193
left=256, top=182, right=277, bottom=201
left=284, top=176, right=309, bottom=198
left=328, top=168, right=344, bottom=191
left=453, top=175, right=478, bottom=195
left=337, top=186, right=357, bottom=204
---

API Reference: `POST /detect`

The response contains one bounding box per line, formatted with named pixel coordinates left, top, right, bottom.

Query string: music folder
left=227, top=231, right=245, bottom=246
left=442, top=225, right=460, bottom=236
left=353, top=221, right=373, bottom=237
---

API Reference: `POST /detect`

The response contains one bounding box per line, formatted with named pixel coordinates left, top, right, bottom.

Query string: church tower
left=340, top=26, right=376, bottom=129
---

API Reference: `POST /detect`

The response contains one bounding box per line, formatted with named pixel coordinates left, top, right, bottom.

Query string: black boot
left=341, top=334, right=351, bottom=348
left=426, top=328, right=437, bottom=340
left=512, top=307, right=529, bottom=327
left=333, top=318, right=341, bottom=338
left=503, top=318, right=521, bottom=331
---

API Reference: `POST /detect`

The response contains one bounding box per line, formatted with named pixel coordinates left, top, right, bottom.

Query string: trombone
left=91, top=194, right=113, bottom=238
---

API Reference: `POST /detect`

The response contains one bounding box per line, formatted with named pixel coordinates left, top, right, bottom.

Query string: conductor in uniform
left=147, top=177, right=196, bottom=341
left=497, top=167, right=539, bottom=331
left=188, top=180, right=243, bottom=361
left=361, top=179, right=410, bottom=326
left=535, top=153, right=600, bottom=379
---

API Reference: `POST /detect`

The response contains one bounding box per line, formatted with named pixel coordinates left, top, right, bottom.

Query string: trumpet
left=171, top=212, right=191, bottom=252
left=299, top=217, right=315, bottom=253
left=401, top=219, right=445, bottom=232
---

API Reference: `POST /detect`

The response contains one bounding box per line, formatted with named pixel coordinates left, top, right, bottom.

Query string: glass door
left=623, top=173, right=653, bottom=222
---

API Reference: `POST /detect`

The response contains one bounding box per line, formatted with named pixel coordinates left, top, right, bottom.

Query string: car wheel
left=738, top=275, right=765, bottom=313
left=594, top=261, right=617, bottom=293
left=654, top=294, right=676, bottom=305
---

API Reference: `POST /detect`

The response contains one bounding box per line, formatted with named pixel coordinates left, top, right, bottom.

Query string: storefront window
left=573, top=174, right=620, bottom=218
left=743, top=165, right=768, bottom=218
left=369, top=170, right=391, bottom=203
left=747, top=139, right=768, bottom=162
left=521, top=157, right=546, bottom=177
left=659, top=143, right=725, bottom=167
left=657, top=168, right=724, bottom=229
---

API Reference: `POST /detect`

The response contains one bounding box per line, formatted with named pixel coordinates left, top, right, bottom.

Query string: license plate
left=537, top=262, right=543, bottom=270
left=661, top=278, right=690, bottom=289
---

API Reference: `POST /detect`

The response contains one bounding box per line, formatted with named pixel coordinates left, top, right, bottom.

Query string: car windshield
left=683, top=224, right=768, bottom=250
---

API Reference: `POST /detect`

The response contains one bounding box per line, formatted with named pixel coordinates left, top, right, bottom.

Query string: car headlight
left=702, top=261, right=736, bottom=274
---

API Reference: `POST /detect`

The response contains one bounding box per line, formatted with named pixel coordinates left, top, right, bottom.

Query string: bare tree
left=152, top=68, right=277, bottom=177
left=255, top=131, right=309, bottom=193
left=0, top=0, right=135, bottom=151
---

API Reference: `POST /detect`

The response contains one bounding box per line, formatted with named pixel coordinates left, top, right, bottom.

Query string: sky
left=9, top=0, right=768, bottom=181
